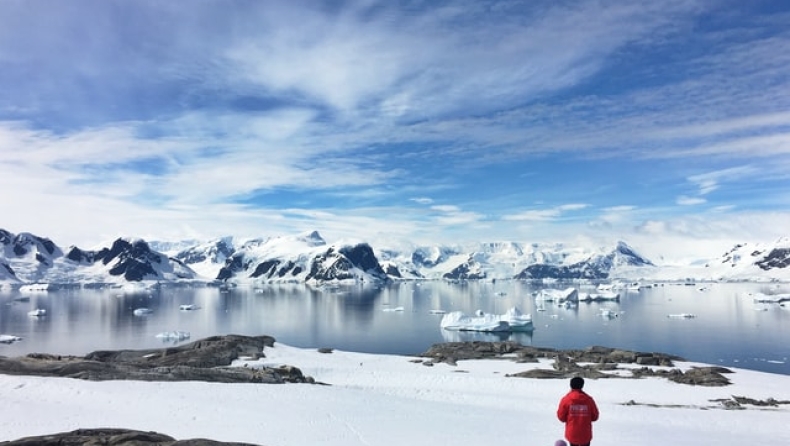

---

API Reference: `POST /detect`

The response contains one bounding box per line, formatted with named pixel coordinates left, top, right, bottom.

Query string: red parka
left=557, top=389, right=599, bottom=445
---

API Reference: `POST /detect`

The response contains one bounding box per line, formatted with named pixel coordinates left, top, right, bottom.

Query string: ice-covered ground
left=1, top=343, right=788, bottom=445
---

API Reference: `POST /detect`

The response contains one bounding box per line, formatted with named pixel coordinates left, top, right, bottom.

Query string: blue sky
left=1, top=0, right=789, bottom=261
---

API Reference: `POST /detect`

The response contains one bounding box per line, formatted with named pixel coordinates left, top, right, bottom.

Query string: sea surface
left=1, top=281, right=788, bottom=375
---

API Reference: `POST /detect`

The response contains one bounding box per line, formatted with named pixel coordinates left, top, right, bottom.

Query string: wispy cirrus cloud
left=503, top=204, right=589, bottom=222
left=1, top=0, right=790, bottom=260
left=676, top=196, right=706, bottom=206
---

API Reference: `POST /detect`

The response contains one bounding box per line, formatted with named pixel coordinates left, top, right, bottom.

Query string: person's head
left=570, top=376, right=584, bottom=390
left=554, top=440, right=568, bottom=446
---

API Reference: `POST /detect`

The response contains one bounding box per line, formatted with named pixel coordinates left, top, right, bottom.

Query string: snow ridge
left=1, top=228, right=789, bottom=286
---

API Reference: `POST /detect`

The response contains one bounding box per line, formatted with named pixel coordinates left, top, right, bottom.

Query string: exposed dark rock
left=340, top=244, right=385, bottom=275
left=0, top=335, right=312, bottom=384
left=514, top=262, right=608, bottom=280
left=65, top=246, right=95, bottom=264
left=443, top=260, right=486, bottom=280
left=305, top=244, right=387, bottom=282
left=631, top=366, right=733, bottom=386
left=0, top=428, right=262, bottom=445
left=250, top=259, right=281, bottom=279
left=277, top=260, right=300, bottom=277
left=730, top=395, right=790, bottom=406
left=420, top=342, right=726, bottom=385
left=1, top=261, right=16, bottom=279
left=756, top=247, right=790, bottom=270
left=216, top=253, right=247, bottom=280
left=174, top=239, right=235, bottom=268
left=97, top=239, right=162, bottom=280
left=384, top=264, right=402, bottom=278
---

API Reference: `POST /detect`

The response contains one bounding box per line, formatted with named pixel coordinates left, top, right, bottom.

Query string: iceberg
left=441, top=307, right=533, bottom=332
left=155, top=331, right=191, bottom=342
left=749, top=293, right=790, bottom=304
left=179, top=304, right=199, bottom=311
left=19, top=283, right=52, bottom=293
left=133, top=308, right=153, bottom=316
left=579, top=292, right=620, bottom=302
left=534, top=287, right=578, bottom=303
left=27, top=308, right=46, bottom=317
left=667, top=313, right=696, bottom=319
left=0, top=334, right=22, bottom=344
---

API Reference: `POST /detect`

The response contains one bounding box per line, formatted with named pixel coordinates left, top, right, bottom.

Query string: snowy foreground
left=1, top=344, right=789, bottom=446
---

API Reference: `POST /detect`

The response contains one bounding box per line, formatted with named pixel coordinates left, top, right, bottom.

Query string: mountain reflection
left=0, top=281, right=788, bottom=375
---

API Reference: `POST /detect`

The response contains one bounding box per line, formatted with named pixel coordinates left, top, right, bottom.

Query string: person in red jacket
left=557, top=376, right=599, bottom=446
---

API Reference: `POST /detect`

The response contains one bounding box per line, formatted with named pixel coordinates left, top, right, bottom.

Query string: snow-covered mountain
left=1, top=228, right=789, bottom=286
left=1, top=229, right=199, bottom=286
left=708, top=238, right=790, bottom=279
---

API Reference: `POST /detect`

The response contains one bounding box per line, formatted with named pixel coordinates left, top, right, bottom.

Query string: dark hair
left=570, top=376, right=584, bottom=390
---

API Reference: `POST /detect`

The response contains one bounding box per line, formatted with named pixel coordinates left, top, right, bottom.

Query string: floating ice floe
left=0, top=334, right=22, bottom=344
left=27, top=308, right=46, bottom=317
left=749, top=293, right=790, bottom=304
left=382, top=306, right=404, bottom=312
left=599, top=308, right=620, bottom=319
left=441, top=307, right=533, bottom=332
left=534, top=287, right=578, bottom=303
left=155, top=331, right=191, bottom=342
left=598, top=282, right=643, bottom=291
left=428, top=309, right=446, bottom=315
left=19, top=283, right=52, bottom=293
left=179, top=304, right=199, bottom=311
left=579, top=292, right=620, bottom=302
left=667, top=313, right=696, bottom=319
left=133, top=308, right=153, bottom=316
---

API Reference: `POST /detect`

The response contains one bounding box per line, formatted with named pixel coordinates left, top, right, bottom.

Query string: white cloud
left=676, top=195, right=706, bottom=206
left=431, top=205, right=461, bottom=213
left=503, top=204, right=588, bottom=222
left=2, top=1, right=790, bottom=257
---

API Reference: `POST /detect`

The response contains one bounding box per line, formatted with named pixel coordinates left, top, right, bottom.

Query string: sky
left=1, top=0, right=790, bottom=261
left=1, top=342, right=789, bottom=445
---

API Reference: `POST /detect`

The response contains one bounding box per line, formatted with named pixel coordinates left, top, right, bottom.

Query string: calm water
left=1, top=281, right=788, bottom=375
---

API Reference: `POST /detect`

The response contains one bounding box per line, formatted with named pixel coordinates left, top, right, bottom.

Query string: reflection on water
left=0, top=281, right=788, bottom=375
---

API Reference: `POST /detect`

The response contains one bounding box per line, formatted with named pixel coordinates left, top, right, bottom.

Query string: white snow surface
left=0, top=343, right=788, bottom=445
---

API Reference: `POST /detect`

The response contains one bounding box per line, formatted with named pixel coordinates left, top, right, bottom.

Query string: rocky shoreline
left=0, top=336, right=755, bottom=445
left=0, top=334, right=311, bottom=384
left=0, top=335, right=736, bottom=386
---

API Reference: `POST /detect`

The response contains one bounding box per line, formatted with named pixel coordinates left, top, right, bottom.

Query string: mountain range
left=1, top=228, right=788, bottom=287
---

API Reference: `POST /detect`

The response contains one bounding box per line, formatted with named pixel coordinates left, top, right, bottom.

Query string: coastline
left=1, top=338, right=789, bottom=445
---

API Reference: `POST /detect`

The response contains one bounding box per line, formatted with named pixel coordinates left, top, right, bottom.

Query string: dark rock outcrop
left=756, top=247, right=790, bottom=270
left=0, top=335, right=312, bottom=384
left=305, top=244, right=387, bottom=282
left=631, top=365, right=733, bottom=386
left=514, top=262, right=606, bottom=280
left=0, top=428, right=261, bottom=445
left=443, top=259, right=486, bottom=280
left=420, top=342, right=730, bottom=386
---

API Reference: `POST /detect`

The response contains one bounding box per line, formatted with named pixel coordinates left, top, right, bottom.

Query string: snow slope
left=0, top=343, right=787, bottom=445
